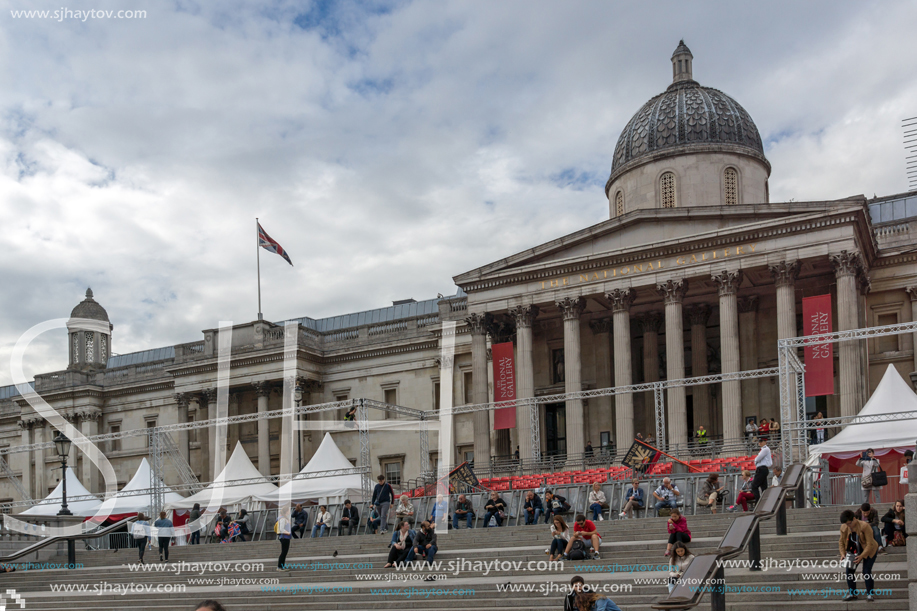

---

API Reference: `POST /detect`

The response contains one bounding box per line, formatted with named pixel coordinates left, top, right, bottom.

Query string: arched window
left=660, top=172, right=676, bottom=208
left=724, top=167, right=738, bottom=205
left=615, top=191, right=624, bottom=217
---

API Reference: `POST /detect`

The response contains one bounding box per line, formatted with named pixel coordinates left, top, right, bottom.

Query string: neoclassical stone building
left=2, top=41, right=917, bottom=504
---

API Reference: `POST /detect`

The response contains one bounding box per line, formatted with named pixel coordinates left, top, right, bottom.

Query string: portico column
left=713, top=270, right=743, bottom=444
left=253, top=382, right=272, bottom=476
left=466, top=313, right=492, bottom=464
left=640, top=312, right=662, bottom=383
left=657, top=279, right=688, bottom=448
left=174, top=393, right=191, bottom=464
left=79, top=409, right=100, bottom=493
left=35, top=423, right=46, bottom=497
left=770, top=261, right=800, bottom=343
left=907, top=287, right=917, bottom=375
left=738, top=296, right=760, bottom=419
left=830, top=251, right=863, bottom=418
left=686, top=304, right=712, bottom=433
left=589, top=318, right=614, bottom=447
left=201, top=390, right=215, bottom=481
left=17, top=420, right=32, bottom=500
left=556, top=297, right=586, bottom=456
left=607, top=289, right=636, bottom=450
left=510, top=305, right=539, bottom=462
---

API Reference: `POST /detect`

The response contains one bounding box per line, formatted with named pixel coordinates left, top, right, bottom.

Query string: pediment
left=454, top=198, right=869, bottom=288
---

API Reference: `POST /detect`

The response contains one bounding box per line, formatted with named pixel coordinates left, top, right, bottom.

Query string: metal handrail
left=0, top=516, right=137, bottom=563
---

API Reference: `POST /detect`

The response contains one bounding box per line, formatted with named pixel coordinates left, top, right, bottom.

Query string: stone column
left=771, top=260, right=800, bottom=439
left=738, top=296, right=760, bottom=419
left=830, top=251, right=863, bottom=418
left=556, top=297, right=586, bottom=456
left=35, top=423, right=46, bottom=497
left=18, top=420, right=32, bottom=500
left=200, top=390, right=214, bottom=482
left=607, top=289, right=636, bottom=451
left=79, top=409, right=100, bottom=493
left=510, top=305, right=539, bottom=462
left=858, top=275, right=871, bottom=411
left=228, top=392, right=241, bottom=455
left=686, top=304, right=712, bottom=433
left=253, top=381, right=271, bottom=476
left=174, top=393, right=191, bottom=464
left=713, top=270, right=743, bottom=444
left=657, top=279, right=689, bottom=447
left=589, top=318, right=614, bottom=445
left=907, top=287, right=917, bottom=375
left=466, top=313, right=492, bottom=464
left=640, top=312, right=662, bottom=383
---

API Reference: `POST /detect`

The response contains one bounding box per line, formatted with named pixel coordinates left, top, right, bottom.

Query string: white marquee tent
left=20, top=467, right=102, bottom=517
left=93, top=458, right=185, bottom=518
left=806, top=364, right=917, bottom=465
left=165, top=441, right=277, bottom=512
left=256, top=433, right=364, bottom=505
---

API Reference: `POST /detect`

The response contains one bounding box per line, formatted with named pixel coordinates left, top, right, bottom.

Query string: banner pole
left=634, top=439, right=701, bottom=473
left=256, top=217, right=262, bottom=321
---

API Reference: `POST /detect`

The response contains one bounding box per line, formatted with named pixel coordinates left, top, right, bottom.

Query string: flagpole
left=256, top=217, right=262, bottom=321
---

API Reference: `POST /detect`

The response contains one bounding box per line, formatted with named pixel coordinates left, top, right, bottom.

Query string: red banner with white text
left=492, top=341, right=516, bottom=430
left=802, top=294, right=834, bottom=396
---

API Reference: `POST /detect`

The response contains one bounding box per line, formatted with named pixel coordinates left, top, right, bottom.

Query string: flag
left=258, top=223, right=293, bottom=266
left=621, top=439, right=662, bottom=470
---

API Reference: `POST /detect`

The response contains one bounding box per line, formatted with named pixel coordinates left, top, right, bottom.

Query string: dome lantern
left=671, top=40, right=694, bottom=84
left=67, top=288, right=113, bottom=371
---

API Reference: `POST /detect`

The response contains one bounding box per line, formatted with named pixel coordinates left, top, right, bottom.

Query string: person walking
left=133, top=513, right=150, bottom=564
left=276, top=506, right=292, bottom=572
left=154, top=511, right=173, bottom=562
left=839, top=508, right=878, bottom=602
left=857, top=449, right=882, bottom=504
left=188, top=503, right=201, bottom=545
left=665, top=508, right=691, bottom=557
left=371, top=475, right=395, bottom=535
left=751, top=437, right=772, bottom=502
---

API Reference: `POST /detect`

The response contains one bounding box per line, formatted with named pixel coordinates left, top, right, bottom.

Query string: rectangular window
left=384, top=388, right=397, bottom=419
left=110, top=425, right=121, bottom=453
left=877, top=313, right=899, bottom=352
left=463, top=371, right=473, bottom=404
left=384, top=461, right=402, bottom=486
left=189, top=413, right=197, bottom=444
left=464, top=450, right=475, bottom=464
left=145, top=420, right=156, bottom=448
left=433, top=382, right=441, bottom=411
left=336, top=395, right=349, bottom=420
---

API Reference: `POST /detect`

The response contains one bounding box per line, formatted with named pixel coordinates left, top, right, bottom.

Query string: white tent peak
left=21, top=467, right=101, bottom=517
left=214, top=441, right=271, bottom=483
left=256, top=433, right=364, bottom=504
left=807, top=364, right=917, bottom=463
left=303, top=432, right=358, bottom=474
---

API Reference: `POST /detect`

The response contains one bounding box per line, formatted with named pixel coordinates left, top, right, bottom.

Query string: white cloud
left=1, top=0, right=915, bottom=385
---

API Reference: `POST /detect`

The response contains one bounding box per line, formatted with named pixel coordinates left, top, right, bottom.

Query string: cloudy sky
left=1, top=0, right=915, bottom=386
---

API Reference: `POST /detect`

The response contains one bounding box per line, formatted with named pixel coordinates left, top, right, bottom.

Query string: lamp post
left=294, top=384, right=303, bottom=472
left=54, top=431, right=73, bottom=516
left=54, top=430, right=76, bottom=567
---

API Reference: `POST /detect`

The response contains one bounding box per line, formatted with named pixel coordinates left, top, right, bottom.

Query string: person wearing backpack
left=132, top=513, right=150, bottom=564
left=566, top=514, right=601, bottom=560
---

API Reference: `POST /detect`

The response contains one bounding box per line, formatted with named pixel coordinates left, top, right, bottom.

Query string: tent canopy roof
left=165, top=441, right=276, bottom=511
left=21, top=467, right=101, bottom=517
left=256, top=433, right=364, bottom=503
left=807, top=364, right=917, bottom=464
left=96, top=458, right=184, bottom=516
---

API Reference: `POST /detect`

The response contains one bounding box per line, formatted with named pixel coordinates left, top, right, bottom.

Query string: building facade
left=2, top=42, right=917, bottom=504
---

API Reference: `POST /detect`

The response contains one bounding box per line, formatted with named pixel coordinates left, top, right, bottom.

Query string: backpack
left=131, top=523, right=146, bottom=540
left=567, top=539, right=587, bottom=561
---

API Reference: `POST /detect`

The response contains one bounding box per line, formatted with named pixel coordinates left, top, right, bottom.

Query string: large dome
left=607, top=42, right=767, bottom=193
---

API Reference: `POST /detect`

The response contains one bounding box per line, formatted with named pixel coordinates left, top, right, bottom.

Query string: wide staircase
left=3, top=506, right=909, bottom=610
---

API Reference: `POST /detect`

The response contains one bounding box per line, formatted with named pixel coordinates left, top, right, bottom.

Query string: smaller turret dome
left=70, top=288, right=110, bottom=322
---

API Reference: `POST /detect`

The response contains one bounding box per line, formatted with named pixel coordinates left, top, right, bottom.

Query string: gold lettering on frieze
left=536, top=244, right=759, bottom=291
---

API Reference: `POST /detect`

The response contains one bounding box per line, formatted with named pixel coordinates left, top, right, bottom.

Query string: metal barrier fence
left=810, top=471, right=908, bottom=506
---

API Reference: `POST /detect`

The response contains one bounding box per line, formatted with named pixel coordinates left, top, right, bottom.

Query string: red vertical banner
left=492, top=341, right=517, bottom=430
left=802, top=295, right=834, bottom=396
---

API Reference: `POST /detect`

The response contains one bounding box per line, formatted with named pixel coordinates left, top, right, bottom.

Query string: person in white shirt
left=653, top=478, right=681, bottom=511
left=771, top=466, right=782, bottom=488
left=310, top=506, right=332, bottom=538
left=588, top=482, right=607, bottom=521
left=901, top=450, right=913, bottom=486
left=751, top=438, right=772, bottom=502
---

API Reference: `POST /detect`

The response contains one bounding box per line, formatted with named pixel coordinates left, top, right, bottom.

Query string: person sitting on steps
left=291, top=504, right=308, bottom=539
left=733, top=470, right=755, bottom=512
left=384, top=520, right=414, bottom=568
left=698, top=473, right=726, bottom=514
left=311, top=505, right=332, bottom=538
left=452, top=494, right=474, bottom=530
left=567, top=514, right=601, bottom=560
left=665, top=508, right=691, bottom=557
left=338, top=500, right=359, bottom=536
left=653, top=478, right=680, bottom=512
left=544, top=490, right=571, bottom=524
left=620, top=479, right=644, bottom=519
left=588, top=482, right=607, bottom=522
left=524, top=491, right=544, bottom=525
left=549, top=516, right=571, bottom=562
left=483, top=491, right=507, bottom=527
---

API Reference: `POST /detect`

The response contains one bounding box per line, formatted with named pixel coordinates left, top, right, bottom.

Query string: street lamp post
left=294, top=385, right=303, bottom=472
left=53, top=431, right=76, bottom=566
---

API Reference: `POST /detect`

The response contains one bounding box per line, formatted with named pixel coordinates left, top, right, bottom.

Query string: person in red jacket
left=757, top=418, right=770, bottom=442
left=665, top=508, right=691, bottom=557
